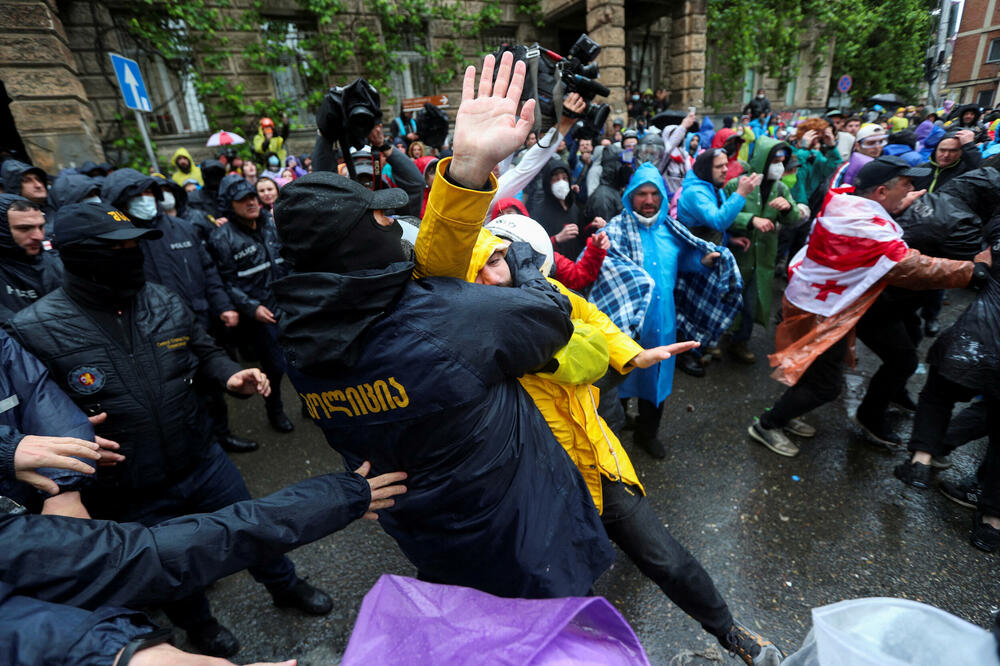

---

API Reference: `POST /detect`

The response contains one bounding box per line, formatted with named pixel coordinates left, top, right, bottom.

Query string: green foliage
left=108, top=112, right=159, bottom=171
left=516, top=0, right=544, bottom=27
left=706, top=0, right=935, bottom=108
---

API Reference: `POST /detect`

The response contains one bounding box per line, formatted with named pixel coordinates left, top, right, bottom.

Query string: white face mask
left=127, top=195, right=157, bottom=221
left=767, top=163, right=785, bottom=181
left=81, top=195, right=102, bottom=204
left=551, top=179, right=570, bottom=201
left=633, top=211, right=658, bottom=226
left=159, top=191, right=176, bottom=211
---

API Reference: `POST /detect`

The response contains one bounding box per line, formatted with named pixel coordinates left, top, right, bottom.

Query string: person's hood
left=414, top=155, right=437, bottom=176
left=465, top=228, right=510, bottom=282
left=888, top=129, right=917, bottom=149
left=274, top=262, right=414, bottom=373
left=923, top=125, right=946, bottom=150
left=200, top=160, right=226, bottom=193
left=489, top=197, right=529, bottom=221
left=49, top=173, right=99, bottom=210
left=599, top=144, right=630, bottom=188
left=710, top=127, right=738, bottom=151
left=914, top=119, right=934, bottom=143
left=698, top=117, right=715, bottom=148
left=952, top=103, right=982, bottom=125
left=883, top=143, right=916, bottom=158
left=622, top=162, right=669, bottom=225
left=1, top=160, right=47, bottom=196
left=747, top=135, right=787, bottom=175
left=101, top=168, right=160, bottom=211
left=171, top=147, right=195, bottom=169
left=541, top=157, right=573, bottom=199
left=0, top=194, right=34, bottom=260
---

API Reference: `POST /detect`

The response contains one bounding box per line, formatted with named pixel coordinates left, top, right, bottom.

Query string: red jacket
left=553, top=237, right=607, bottom=291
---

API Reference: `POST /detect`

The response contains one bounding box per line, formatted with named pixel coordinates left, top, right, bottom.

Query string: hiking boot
left=719, top=621, right=783, bottom=666
left=706, top=344, right=723, bottom=360
left=854, top=411, right=903, bottom=449
left=728, top=341, right=756, bottom=364
left=939, top=476, right=981, bottom=509
left=930, top=455, right=953, bottom=469
left=748, top=419, right=800, bottom=457
left=784, top=417, right=816, bottom=438
left=889, top=392, right=917, bottom=413
left=677, top=353, right=706, bottom=377
left=970, top=512, right=1000, bottom=552
left=893, top=460, right=932, bottom=489
left=634, top=432, right=666, bottom=459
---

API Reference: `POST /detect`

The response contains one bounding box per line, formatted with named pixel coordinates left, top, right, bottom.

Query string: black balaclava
left=312, top=212, right=406, bottom=274
left=61, top=242, right=146, bottom=308
left=692, top=149, right=725, bottom=205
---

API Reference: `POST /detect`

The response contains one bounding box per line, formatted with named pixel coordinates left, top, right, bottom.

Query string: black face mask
left=317, top=212, right=407, bottom=274
left=60, top=244, right=146, bottom=302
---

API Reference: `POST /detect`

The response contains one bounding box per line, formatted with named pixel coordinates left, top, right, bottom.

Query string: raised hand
left=450, top=52, right=537, bottom=189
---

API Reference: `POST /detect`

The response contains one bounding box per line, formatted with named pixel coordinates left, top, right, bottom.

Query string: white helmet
left=486, top=214, right=555, bottom=277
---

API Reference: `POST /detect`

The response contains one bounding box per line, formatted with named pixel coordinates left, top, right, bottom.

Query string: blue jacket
left=676, top=168, right=746, bottom=244
left=883, top=143, right=924, bottom=166
left=274, top=261, right=614, bottom=600
left=0, top=329, right=93, bottom=511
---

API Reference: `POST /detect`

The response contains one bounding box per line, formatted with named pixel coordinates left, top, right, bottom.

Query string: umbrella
left=206, top=130, right=246, bottom=147
left=866, top=93, right=907, bottom=107
left=649, top=109, right=689, bottom=130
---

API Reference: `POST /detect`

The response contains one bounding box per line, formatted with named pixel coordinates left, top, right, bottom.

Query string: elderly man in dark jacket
left=0, top=195, right=62, bottom=323
left=208, top=174, right=292, bottom=432
left=101, top=169, right=255, bottom=453
left=275, top=53, right=613, bottom=600
left=5, top=202, right=331, bottom=657
left=0, top=446, right=404, bottom=666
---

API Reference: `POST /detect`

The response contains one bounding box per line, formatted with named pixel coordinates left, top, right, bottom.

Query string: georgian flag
left=785, top=187, right=909, bottom=317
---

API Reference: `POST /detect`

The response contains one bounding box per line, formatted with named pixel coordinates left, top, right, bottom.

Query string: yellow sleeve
left=413, top=157, right=499, bottom=280
left=536, top=321, right=609, bottom=386
left=551, top=279, right=643, bottom=374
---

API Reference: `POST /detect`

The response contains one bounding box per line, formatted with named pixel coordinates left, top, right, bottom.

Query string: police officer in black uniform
left=101, top=168, right=257, bottom=454
left=208, top=175, right=293, bottom=432
left=5, top=202, right=332, bottom=658
left=0, top=195, right=62, bottom=323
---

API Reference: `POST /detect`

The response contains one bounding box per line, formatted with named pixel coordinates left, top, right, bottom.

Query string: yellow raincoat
left=416, top=164, right=645, bottom=512
left=169, top=147, right=203, bottom=187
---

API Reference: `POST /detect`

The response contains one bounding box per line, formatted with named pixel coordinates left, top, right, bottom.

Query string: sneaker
left=939, top=476, right=981, bottom=509
left=970, top=512, right=1000, bottom=552
left=930, top=455, right=953, bottom=469
left=719, top=621, right=784, bottom=666
left=889, top=392, right=917, bottom=413
left=728, top=341, right=757, bottom=364
left=784, top=417, right=816, bottom=438
left=854, top=411, right=903, bottom=449
left=748, top=419, right=800, bottom=457
left=893, top=460, right=932, bottom=489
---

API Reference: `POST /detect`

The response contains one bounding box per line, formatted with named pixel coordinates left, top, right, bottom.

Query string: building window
left=626, top=35, right=661, bottom=93
left=481, top=28, right=519, bottom=54
left=259, top=18, right=321, bottom=126
left=389, top=27, right=433, bottom=104
left=987, top=38, right=1000, bottom=63
left=784, top=78, right=797, bottom=107
left=976, top=88, right=995, bottom=108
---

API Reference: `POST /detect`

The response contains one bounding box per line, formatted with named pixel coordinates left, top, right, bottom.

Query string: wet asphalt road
left=163, top=286, right=997, bottom=665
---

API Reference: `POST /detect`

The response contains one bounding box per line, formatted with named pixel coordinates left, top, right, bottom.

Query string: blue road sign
left=837, top=75, right=853, bottom=94
left=109, top=54, right=152, bottom=112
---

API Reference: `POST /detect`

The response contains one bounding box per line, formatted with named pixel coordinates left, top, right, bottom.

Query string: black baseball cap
left=854, top=156, right=930, bottom=190
left=273, top=171, right=408, bottom=268
left=54, top=202, right=163, bottom=246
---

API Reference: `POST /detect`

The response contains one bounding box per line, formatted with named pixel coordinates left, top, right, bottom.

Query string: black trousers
left=246, top=320, right=286, bottom=416
left=635, top=399, right=665, bottom=441
left=601, top=478, right=733, bottom=638
left=854, top=296, right=920, bottom=422
left=760, top=336, right=849, bottom=429
left=908, top=368, right=1000, bottom=515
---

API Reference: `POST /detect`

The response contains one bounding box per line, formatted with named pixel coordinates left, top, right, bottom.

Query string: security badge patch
left=68, top=365, right=106, bottom=394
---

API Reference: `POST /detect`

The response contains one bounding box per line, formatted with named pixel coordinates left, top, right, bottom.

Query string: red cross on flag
left=785, top=187, right=909, bottom=316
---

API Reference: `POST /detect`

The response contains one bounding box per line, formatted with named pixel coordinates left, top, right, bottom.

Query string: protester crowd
left=1, top=50, right=1000, bottom=666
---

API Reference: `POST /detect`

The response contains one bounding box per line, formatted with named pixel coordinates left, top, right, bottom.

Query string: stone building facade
left=2, top=0, right=725, bottom=170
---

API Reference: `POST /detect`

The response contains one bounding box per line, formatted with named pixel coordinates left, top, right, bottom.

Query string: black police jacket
left=275, top=262, right=614, bottom=600
left=137, top=212, right=233, bottom=328
left=208, top=212, right=287, bottom=317
left=0, top=472, right=370, bottom=665
left=4, top=283, right=240, bottom=492
left=0, top=251, right=62, bottom=324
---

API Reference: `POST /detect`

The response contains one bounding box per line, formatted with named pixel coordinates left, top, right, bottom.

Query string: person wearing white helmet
left=831, top=123, right=886, bottom=187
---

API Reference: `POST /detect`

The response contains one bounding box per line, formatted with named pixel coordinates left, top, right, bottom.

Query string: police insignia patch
left=68, top=365, right=106, bottom=394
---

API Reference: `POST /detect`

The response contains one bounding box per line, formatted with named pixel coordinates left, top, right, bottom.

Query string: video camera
left=494, top=34, right=611, bottom=141
left=316, top=78, right=382, bottom=180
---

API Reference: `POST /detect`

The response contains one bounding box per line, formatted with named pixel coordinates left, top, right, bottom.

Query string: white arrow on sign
left=123, top=65, right=140, bottom=107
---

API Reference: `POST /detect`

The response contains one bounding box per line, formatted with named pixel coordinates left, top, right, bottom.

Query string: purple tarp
left=342, top=575, right=651, bottom=665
